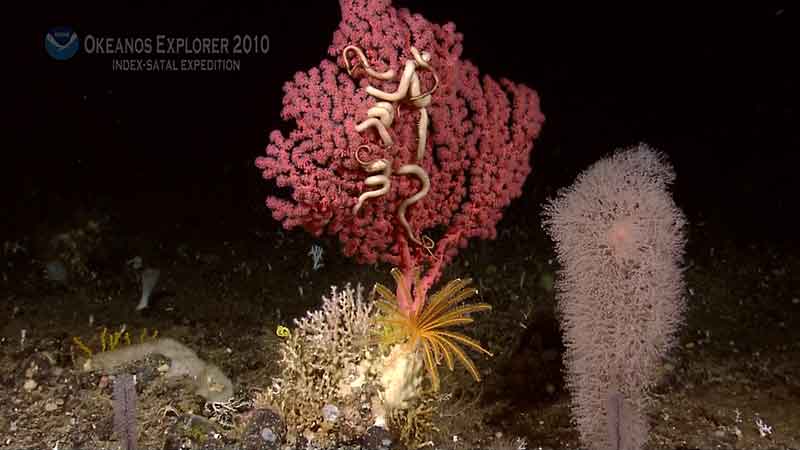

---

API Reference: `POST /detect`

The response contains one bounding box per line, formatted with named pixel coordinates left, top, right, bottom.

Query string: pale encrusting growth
left=84, top=337, right=233, bottom=403
left=542, top=143, right=688, bottom=450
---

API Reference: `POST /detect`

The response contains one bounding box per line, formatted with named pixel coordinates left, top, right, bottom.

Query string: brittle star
left=344, top=45, right=439, bottom=247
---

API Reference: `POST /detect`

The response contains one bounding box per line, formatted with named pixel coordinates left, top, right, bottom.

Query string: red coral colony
left=255, top=0, right=544, bottom=314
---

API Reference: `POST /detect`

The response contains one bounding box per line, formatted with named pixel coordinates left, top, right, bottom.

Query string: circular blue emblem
left=45, top=26, right=80, bottom=60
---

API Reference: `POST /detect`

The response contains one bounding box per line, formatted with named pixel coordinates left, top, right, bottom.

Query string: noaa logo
left=45, top=26, right=80, bottom=60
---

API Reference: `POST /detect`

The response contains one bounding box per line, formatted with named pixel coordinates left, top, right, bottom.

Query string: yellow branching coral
left=138, top=327, right=158, bottom=344
left=73, top=336, right=93, bottom=358
left=73, top=326, right=159, bottom=359
left=372, top=268, right=493, bottom=391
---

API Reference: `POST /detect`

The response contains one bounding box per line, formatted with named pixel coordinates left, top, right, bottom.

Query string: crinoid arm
left=370, top=268, right=494, bottom=391
left=416, top=278, right=477, bottom=322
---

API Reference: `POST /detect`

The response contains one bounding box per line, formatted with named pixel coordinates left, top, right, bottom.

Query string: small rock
left=23, top=379, right=37, bottom=391
left=793, top=297, right=799, bottom=305
left=685, top=342, right=695, bottom=349
left=321, top=404, right=339, bottom=423
left=240, top=409, right=286, bottom=450
left=45, top=260, right=68, bottom=282
left=158, top=363, right=170, bottom=373
left=45, top=401, right=58, bottom=412
left=261, top=427, right=276, bottom=443
left=20, top=352, right=55, bottom=382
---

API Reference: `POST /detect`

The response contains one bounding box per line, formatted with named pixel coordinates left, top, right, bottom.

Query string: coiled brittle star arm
left=365, top=58, right=417, bottom=102
left=352, top=145, right=392, bottom=215
left=342, top=45, right=395, bottom=80
left=409, top=68, right=430, bottom=162
left=396, top=164, right=430, bottom=245
left=354, top=101, right=395, bottom=147
left=407, top=47, right=438, bottom=162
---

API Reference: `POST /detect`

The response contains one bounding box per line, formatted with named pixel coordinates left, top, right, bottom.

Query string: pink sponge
left=542, top=143, right=688, bottom=450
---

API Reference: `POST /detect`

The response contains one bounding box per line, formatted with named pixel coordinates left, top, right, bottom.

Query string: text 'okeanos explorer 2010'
left=83, top=34, right=269, bottom=56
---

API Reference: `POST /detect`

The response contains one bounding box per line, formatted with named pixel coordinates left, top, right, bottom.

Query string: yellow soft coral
left=73, top=326, right=158, bottom=359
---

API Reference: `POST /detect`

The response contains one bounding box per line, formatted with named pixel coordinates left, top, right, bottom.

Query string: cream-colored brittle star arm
left=407, top=47, right=439, bottom=162
left=396, top=164, right=430, bottom=245
left=409, top=71, right=429, bottom=162
left=365, top=58, right=417, bottom=101
left=348, top=46, right=439, bottom=161
left=364, top=47, right=438, bottom=104
left=354, top=101, right=395, bottom=147
left=366, top=101, right=395, bottom=127
left=353, top=147, right=392, bottom=215
left=342, top=45, right=395, bottom=80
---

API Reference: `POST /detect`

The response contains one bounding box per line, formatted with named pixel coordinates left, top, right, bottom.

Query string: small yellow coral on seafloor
left=372, top=267, right=493, bottom=391
left=73, top=336, right=93, bottom=358
left=73, top=326, right=159, bottom=359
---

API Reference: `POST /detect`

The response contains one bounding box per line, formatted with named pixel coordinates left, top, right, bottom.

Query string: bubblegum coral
left=256, top=0, right=545, bottom=307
